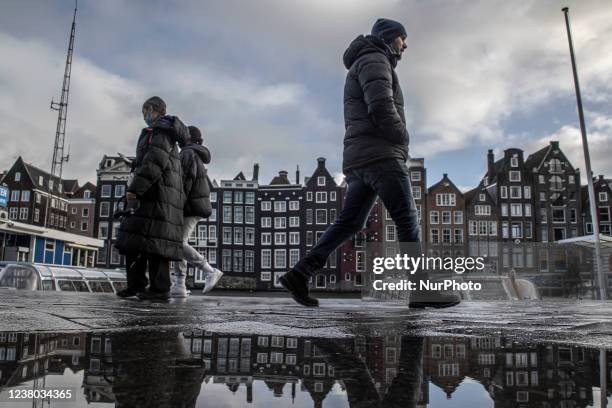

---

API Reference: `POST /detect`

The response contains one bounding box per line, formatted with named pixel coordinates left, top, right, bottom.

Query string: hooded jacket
left=342, top=35, right=409, bottom=173
left=180, top=143, right=212, bottom=218
left=115, top=115, right=188, bottom=260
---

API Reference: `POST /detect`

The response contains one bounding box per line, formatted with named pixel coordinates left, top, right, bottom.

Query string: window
left=500, top=186, right=507, bottom=199
left=289, top=249, right=299, bottom=267
left=289, top=231, right=300, bottom=245
left=469, top=221, right=477, bottom=236
left=599, top=207, right=611, bottom=222
left=509, top=171, right=521, bottom=182
left=261, top=232, right=271, bottom=245
left=552, top=208, right=565, bottom=223
left=550, top=175, right=563, bottom=190
left=316, top=209, right=327, bottom=225
left=386, top=225, right=396, bottom=241
left=306, top=231, right=313, bottom=246
left=511, top=222, right=522, bottom=238
left=570, top=208, right=577, bottom=223
left=501, top=204, right=508, bottom=217
left=549, top=158, right=562, bottom=173
left=274, top=217, right=286, bottom=228
left=82, top=208, right=89, bottom=217
left=524, top=204, right=531, bottom=217
left=442, top=229, right=451, bottom=243
left=430, top=211, right=439, bottom=224
left=10, top=190, right=19, bottom=201
left=14, top=171, right=21, bottom=181
left=115, top=184, right=125, bottom=198
left=21, top=191, right=30, bottom=202
left=260, top=271, right=271, bottom=281
left=112, top=222, right=120, bottom=239
left=519, top=187, right=529, bottom=202
left=98, top=224, right=108, bottom=239
left=234, top=207, right=243, bottom=223
left=245, top=191, right=255, bottom=204
left=223, top=206, right=232, bottom=223
left=100, top=185, right=111, bottom=198
left=99, top=202, right=110, bottom=217
left=410, top=171, right=421, bottom=181
left=261, top=201, right=271, bottom=211
left=306, top=191, right=313, bottom=201
left=289, top=216, right=299, bottom=227
left=223, top=250, right=232, bottom=271
left=441, top=211, right=451, bottom=224
left=274, top=232, right=286, bottom=245
left=289, top=200, right=299, bottom=211
left=510, top=203, right=522, bottom=217
left=510, top=186, right=521, bottom=199
left=81, top=221, right=88, bottom=231
left=330, top=191, right=336, bottom=201
left=245, top=206, right=254, bottom=224
left=475, top=205, right=491, bottom=216
left=453, top=211, right=463, bottom=224
left=261, top=217, right=271, bottom=228
left=306, top=209, right=313, bottom=224
left=34, top=209, right=40, bottom=222
left=315, top=192, right=327, bottom=203
left=19, top=208, right=28, bottom=220
left=274, top=250, right=286, bottom=268
left=412, top=187, right=421, bottom=200
left=209, top=192, right=217, bottom=202
left=223, top=191, right=232, bottom=203
left=234, top=228, right=243, bottom=244
left=600, top=192, right=609, bottom=202
left=502, top=222, right=509, bottom=239
left=261, top=250, right=271, bottom=268
left=245, top=228, right=255, bottom=245
left=223, top=227, right=232, bottom=244
left=430, top=229, right=439, bottom=243
left=234, top=191, right=243, bottom=204
left=233, top=250, right=243, bottom=272
left=274, top=201, right=286, bottom=212
left=317, top=176, right=326, bottom=186
left=436, top=193, right=456, bottom=206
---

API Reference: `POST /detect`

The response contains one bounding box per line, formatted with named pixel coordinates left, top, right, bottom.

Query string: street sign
left=0, top=186, right=8, bottom=207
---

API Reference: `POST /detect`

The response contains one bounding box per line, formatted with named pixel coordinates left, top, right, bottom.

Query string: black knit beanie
left=371, top=18, right=407, bottom=43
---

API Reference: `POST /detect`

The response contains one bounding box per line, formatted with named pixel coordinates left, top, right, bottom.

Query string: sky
left=0, top=0, right=611, bottom=191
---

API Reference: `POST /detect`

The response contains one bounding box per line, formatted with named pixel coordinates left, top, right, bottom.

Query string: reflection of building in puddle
left=82, top=333, right=115, bottom=403
left=0, top=332, right=86, bottom=396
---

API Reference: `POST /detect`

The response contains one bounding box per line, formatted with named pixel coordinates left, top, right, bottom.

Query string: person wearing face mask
left=280, top=19, right=462, bottom=309
left=114, top=96, right=189, bottom=301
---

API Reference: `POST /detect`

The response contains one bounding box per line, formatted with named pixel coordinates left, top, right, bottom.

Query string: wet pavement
left=1, top=290, right=612, bottom=407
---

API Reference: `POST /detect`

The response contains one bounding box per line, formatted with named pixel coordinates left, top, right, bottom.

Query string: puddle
left=0, top=330, right=611, bottom=407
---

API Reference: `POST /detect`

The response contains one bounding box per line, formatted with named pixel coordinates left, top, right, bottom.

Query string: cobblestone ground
left=1, top=290, right=611, bottom=349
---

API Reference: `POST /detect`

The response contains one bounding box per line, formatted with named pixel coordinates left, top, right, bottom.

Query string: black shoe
left=409, top=290, right=462, bottom=309
left=137, top=290, right=170, bottom=301
left=116, top=288, right=144, bottom=298
left=279, top=270, right=319, bottom=307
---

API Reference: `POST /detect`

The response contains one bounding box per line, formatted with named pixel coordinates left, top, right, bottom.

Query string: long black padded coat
left=115, top=115, right=188, bottom=261
left=342, top=35, right=409, bottom=173
left=180, top=143, right=212, bottom=218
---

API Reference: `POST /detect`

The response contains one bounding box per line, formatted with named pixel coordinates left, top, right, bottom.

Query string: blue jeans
left=294, top=159, right=422, bottom=277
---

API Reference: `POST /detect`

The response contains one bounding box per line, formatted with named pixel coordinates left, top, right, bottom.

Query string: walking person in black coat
left=170, top=125, right=223, bottom=298
left=280, top=19, right=461, bottom=309
left=114, top=96, right=188, bottom=301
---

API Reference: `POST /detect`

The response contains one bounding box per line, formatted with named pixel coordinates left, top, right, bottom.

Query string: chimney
left=317, top=157, right=326, bottom=169
left=252, top=163, right=259, bottom=181
left=487, top=149, right=494, bottom=176
left=443, top=173, right=448, bottom=179
left=551, top=140, right=559, bottom=149
left=296, top=165, right=300, bottom=185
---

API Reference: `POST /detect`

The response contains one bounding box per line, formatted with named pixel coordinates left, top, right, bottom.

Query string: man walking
left=115, top=96, right=188, bottom=301
left=170, top=125, right=223, bottom=298
left=280, top=19, right=461, bottom=309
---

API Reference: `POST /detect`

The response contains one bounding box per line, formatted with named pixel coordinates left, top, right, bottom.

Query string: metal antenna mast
left=44, top=2, right=77, bottom=228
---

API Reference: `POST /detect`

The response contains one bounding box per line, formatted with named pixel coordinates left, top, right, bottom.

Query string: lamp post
left=561, top=7, right=606, bottom=301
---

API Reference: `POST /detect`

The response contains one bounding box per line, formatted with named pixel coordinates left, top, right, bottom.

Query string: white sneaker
left=170, top=276, right=189, bottom=298
left=202, top=268, right=223, bottom=294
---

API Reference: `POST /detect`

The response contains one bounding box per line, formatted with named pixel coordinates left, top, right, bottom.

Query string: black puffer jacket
left=342, top=35, right=409, bottom=173
left=115, top=115, right=188, bottom=261
left=181, top=143, right=212, bottom=218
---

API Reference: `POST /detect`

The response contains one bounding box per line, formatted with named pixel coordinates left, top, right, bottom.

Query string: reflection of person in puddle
left=110, top=331, right=205, bottom=408
left=315, top=336, right=424, bottom=408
